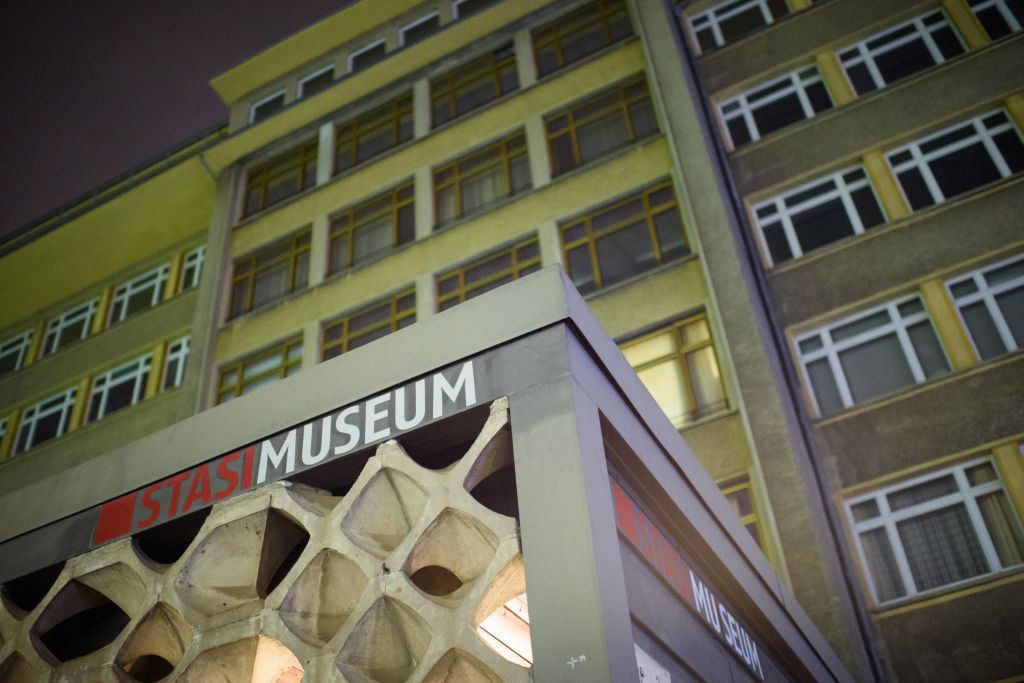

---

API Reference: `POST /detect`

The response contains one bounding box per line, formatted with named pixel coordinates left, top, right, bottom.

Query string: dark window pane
left=907, top=322, right=950, bottom=378
left=807, top=358, right=844, bottom=415
left=751, top=93, right=806, bottom=137
left=839, top=334, right=915, bottom=403
left=897, top=169, right=936, bottom=210
left=791, top=199, right=856, bottom=253
left=32, top=412, right=63, bottom=446
left=846, top=64, right=877, bottom=95
left=351, top=43, right=387, bottom=72
left=719, top=6, right=771, bottom=43
left=962, top=302, right=1008, bottom=359
left=993, top=130, right=1024, bottom=173
left=929, top=144, right=1002, bottom=199
left=806, top=82, right=832, bottom=113
left=851, top=187, right=886, bottom=228
left=933, top=27, right=966, bottom=59
left=996, top=288, right=1024, bottom=346
left=873, top=39, right=937, bottom=84
left=300, top=69, right=333, bottom=97
left=727, top=118, right=752, bottom=147
left=974, top=7, right=1013, bottom=39
left=252, top=94, right=284, bottom=123
left=595, top=221, right=655, bottom=287
left=629, top=100, right=658, bottom=139
left=402, top=15, right=440, bottom=45
left=567, top=246, right=596, bottom=294
left=653, top=210, right=689, bottom=261
left=455, top=0, right=498, bottom=18
left=104, top=380, right=138, bottom=416
left=762, top=222, right=793, bottom=263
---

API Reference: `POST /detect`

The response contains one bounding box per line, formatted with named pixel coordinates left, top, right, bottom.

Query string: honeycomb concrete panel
left=0, top=398, right=531, bottom=682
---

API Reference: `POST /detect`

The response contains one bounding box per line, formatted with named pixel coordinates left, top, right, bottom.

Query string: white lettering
left=301, top=416, right=332, bottom=466
left=395, top=379, right=426, bottom=430
left=689, top=570, right=721, bottom=633
left=334, top=406, right=361, bottom=455
left=719, top=604, right=733, bottom=646
left=364, top=392, right=391, bottom=442
left=432, top=361, right=476, bottom=418
left=258, top=430, right=296, bottom=484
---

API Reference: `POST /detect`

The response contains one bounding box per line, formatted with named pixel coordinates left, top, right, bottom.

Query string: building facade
left=0, top=0, right=1022, bottom=680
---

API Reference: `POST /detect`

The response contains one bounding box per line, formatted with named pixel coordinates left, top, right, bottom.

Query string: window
left=217, top=337, right=303, bottom=404
left=969, top=0, right=1023, bottom=39
left=243, top=138, right=318, bottom=217
left=298, top=66, right=334, bottom=98
left=230, top=230, right=311, bottom=318
left=453, top=0, right=499, bottom=19
left=621, top=315, right=727, bottom=426
left=322, top=290, right=416, bottom=361
left=329, top=183, right=415, bottom=273
left=108, top=265, right=169, bottom=325
left=947, top=253, right=1024, bottom=360
left=349, top=40, right=387, bottom=73
left=886, top=110, right=1024, bottom=211
left=0, top=330, right=32, bottom=378
left=180, top=246, right=205, bottom=291
left=718, top=66, right=832, bottom=149
left=847, top=458, right=1024, bottom=604
left=752, top=165, right=887, bottom=266
left=14, top=386, right=77, bottom=454
left=546, top=77, right=658, bottom=177
left=532, top=0, right=633, bottom=78
left=400, top=13, right=441, bottom=46
left=431, top=44, right=518, bottom=127
left=41, top=299, right=98, bottom=357
left=250, top=90, right=285, bottom=124
left=163, top=335, right=190, bottom=390
left=836, top=11, right=966, bottom=97
left=86, top=354, right=152, bottom=423
left=560, top=181, right=688, bottom=294
left=436, top=237, right=541, bottom=311
left=335, top=94, right=413, bottom=175
left=721, top=479, right=762, bottom=548
left=796, top=295, right=950, bottom=416
left=687, top=0, right=790, bottom=54
left=434, top=132, right=530, bottom=226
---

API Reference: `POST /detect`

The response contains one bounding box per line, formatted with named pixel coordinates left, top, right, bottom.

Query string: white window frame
left=718, top=65, right=831, bottom=149
left=179, top=245, right=205, bottom=291
left=836, top=10, right=966, bottom=95
left=41, top=299, right=98, bottom=357
left=0, top=330, right=33, bottom=375
left=86, top=354, right=153, bottom=424
left=846, top=457, right=1024, bottom=605
left=108, top=265, right=169, bottom=325
left=795, top=294, right=950, bottom=415
left=163, top=335, right=190, bottom=390
left=886, top=109, right=1024, bottom=210
left=400, top=13, right=441, bottom=46
left=298, top=65, right=334, bottom=98
left=752, top=165, right=886, bottom=265
left=14, top=386, right=77, bottom=454
left=347, top=40, right=387, bottom=73
left=968, top=0, right=1023, bottom=35
left=688, top=0, right=783, bottom=54
left=946, top=253, right=1024, bottom=358
left=249, top=89, right=286, bottom=124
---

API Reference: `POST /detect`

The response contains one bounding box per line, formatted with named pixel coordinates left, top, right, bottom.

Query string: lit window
left=108, top=265, right=169, bottom=325
left=400, top=13, right=441, bottom=46
left=298, top=66, right=334, bottom=98
left=718, top=65, right=832, bottom=149
left=335, top=94, right=413, bottom=175
left=847, top=457, right=1024, bottom=605
left=752, top=165, right=886, bottom=266
left=796, top=295, right=950, bottom=416
left=0, top=330, right=33, bottom=378
left=532, top=0, right=633, bottom=78
left=41, top=299, right=98, bottom=357
left=230, top=229, right=311, bottom=318
left=217, top=337, right=303, bottom=404
left=687, top=0, right=790, bottom=54
left=250, top=90, right=285, bottom=124
left=886, top=110, right=1024, bottom=211
left=179, top=246, right=205, bottom=291
left=621, top=315, right=727, bottom=426
left=477, top=594, right=532, bottom=666
left=436, top=238, right=541, bottom=311
left=86, top=354, right=152, bottom=423
left=322, top=290, right=416, bottom=361
left=431, top=44, right=518, bottom=127
left=14, top=386, right=77, bottom=454
left=836, top=11, right=965, bottom=97
left=163, top=335, right=190, bottom=390
left=720, top=479, right=762, bottom=548
left=947, top=253, right=1024, bottom=360
left=243, top=139, right=318, bottom=217
left=453, top=0, right=499, bottom=19
left=546, top=76, right=658, bottom=177
left=561, top=181, right=688, bottom=294
left=348, top=40, right=387, bottom=73
left=968, top=0, right=1023, bottom=39
left=329, top=183, right=415, bottom=273
left=434, top=132, right=530, bottom=226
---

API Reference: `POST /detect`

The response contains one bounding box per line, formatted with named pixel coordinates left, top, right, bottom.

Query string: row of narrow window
left=242, top=0, right=635, bottom=218
left=0, top=246, right=204, bottom=380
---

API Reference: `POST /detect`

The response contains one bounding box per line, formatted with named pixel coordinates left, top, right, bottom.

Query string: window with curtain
left=946, top=252, right=1024, bottom=360
left=434, top=131, right=530, bottom=226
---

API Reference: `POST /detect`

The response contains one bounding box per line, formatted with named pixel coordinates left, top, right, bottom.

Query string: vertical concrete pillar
left=67, top=378, right=91, bottom=432
left=862, top=150, right=910, bottom=221
left=164, top=252, right=184, bottom=300
left=413, top=78, right=431, bottom=139
left=514, top=27, right=538, bottom=90
left=525, top=115, right=552, bottom=190
left=1005, top=93, right=1024, bottom=131
left=92, top=288, right=112, bottom=334
left=144, top=342, right=167, bottom=399
left=316, top=122, right=335, bottom=186
left=25, top=320, right=47, bottom=366
left=814, top=52, right=855, bottom=106
left=302, top=321, right=321, bottom=371
left=308, top=214, right=329, bottom=288
left=942, top=0, right=991, bottom=50
left=993, top=442, right=1024, bottom=522
left=789, top=0, right=813, bottom=10
left=537, top=220, right=563, bottom=268
left=0, top=409, right=18, bottom=460
left=414, top=166, right=435, bottom=240
left=415, top=272, right=436, bottom=322
left=919, top=278, right=977, bottom=370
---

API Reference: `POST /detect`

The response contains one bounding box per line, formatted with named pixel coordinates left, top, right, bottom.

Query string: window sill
left=222, top=288, right=311, bottom=329
left=871, top=565, right=1024, bottom=618
left=580, top=251, right=699, bottom=302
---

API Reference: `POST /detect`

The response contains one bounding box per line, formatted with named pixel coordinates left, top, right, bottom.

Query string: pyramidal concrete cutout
left=341, top=465, right=428, bottom=557
left=336, top=597, right=432, bottom=682
left=279, top=548, right=369, bottom=647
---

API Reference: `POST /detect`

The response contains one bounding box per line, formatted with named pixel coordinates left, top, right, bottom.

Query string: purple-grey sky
left=0, top=1, right=354, bottom=238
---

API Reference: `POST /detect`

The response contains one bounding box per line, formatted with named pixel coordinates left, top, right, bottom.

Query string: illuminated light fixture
left=475, top=593, right=532, bottom=666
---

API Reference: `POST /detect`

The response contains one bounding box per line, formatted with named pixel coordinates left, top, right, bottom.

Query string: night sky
left=0, top=0, right=353, bottom=238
